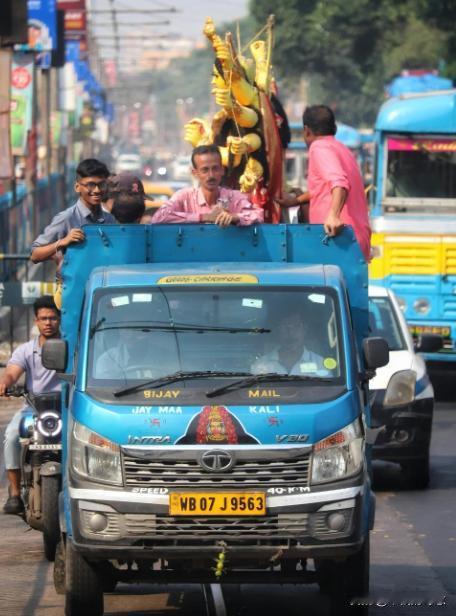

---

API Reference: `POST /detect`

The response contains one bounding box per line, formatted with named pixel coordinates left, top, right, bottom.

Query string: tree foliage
left=250, top=0, right=455, bottom=125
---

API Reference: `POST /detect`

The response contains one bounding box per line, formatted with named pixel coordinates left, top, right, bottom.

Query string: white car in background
left=115, top=153, right=142, bottom=174
left=368, top=286, right=442, bottom=488
left=172, top=155, right=192, bottom=182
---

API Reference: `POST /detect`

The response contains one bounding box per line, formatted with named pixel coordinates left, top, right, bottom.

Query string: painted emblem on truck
left=176, top=405, right=259, bottom=445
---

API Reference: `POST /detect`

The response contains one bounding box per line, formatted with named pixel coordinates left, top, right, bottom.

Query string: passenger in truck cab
left=94, top=324, right=178, bottom=381
left=151, top=144, right=264, bottom=227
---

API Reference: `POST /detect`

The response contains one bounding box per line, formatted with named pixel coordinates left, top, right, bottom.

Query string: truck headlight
left=72, top=421, right=122, bottom=485
left=383, top=369, right=416, bottom=407
left=413, top=298, right=430, bottom=315
left=396, top=296, right=407, bottom=313
left=311, top=420, right=363, bottom=485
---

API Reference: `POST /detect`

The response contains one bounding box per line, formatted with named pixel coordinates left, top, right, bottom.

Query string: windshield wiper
left=114, top=370, right=252, bottom=398
left=91, top=324, right=270, bottom=335
left=206, top=372, right=333, bottom=398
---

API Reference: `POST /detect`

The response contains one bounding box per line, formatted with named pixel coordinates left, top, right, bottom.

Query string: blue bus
left=369, top=89, right=456, bottom=363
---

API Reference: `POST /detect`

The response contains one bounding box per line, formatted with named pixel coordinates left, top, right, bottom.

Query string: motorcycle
left=8, top=387, right=62, bottom=561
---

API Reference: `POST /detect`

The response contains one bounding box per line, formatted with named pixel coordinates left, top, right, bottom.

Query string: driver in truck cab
left=251, top=308, right=330, bottom=376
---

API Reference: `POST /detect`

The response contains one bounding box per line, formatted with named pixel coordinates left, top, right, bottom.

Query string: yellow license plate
left=409, top=325, right=451, bottom=338
left=169, top=492, right=266, bottom=516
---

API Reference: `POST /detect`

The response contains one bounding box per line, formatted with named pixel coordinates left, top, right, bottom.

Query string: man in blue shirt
left=30, top=158, right=116, bottom=264
left=0, top=297, right=61, bottom=514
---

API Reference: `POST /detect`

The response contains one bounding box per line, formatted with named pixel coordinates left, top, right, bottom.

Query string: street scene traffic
left=0, top=1, right=455, bottom=615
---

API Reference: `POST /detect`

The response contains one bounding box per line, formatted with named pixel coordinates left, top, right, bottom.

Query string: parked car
left=115, top=153, right=142, bottom=174
left=368, top=286, right=442, bottom=488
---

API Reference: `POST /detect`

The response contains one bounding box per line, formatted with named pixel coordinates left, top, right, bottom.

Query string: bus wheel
left=65, top=541, right=103, bottom=616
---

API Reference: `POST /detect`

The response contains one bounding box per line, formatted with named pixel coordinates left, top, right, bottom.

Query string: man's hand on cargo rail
left=201, top=205, right=239, bottom=227
left=324, top=187, right=347, bottom=237
left=60, top=228, right=85, bottom=248
left=323, top=212, right=344, bottom=237
left=30, top=228, right=85, bottom=263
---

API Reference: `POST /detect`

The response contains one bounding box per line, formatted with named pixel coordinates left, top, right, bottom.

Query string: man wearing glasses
left=30, top=158, right=116, bottom=264
left=0, top=297, right=61, bottom=514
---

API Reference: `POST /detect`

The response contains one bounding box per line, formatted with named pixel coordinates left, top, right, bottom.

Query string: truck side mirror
left=363, top=337, right=389, bottom=370
left=42, top=339, right=68, bottom=373
left=414, top=333, right=443, bottom=353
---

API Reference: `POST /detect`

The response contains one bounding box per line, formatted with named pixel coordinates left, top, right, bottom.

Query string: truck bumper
left=68, top=481, right=371, bottom=563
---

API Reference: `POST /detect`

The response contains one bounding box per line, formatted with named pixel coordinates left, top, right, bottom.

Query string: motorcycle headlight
left=311, top=420, right=364, bottom=485
left=37, top=411, right=62, bottom=438
left=383, top=369, right=416, bottom=407
left=72, top=421, right=122, bottom=485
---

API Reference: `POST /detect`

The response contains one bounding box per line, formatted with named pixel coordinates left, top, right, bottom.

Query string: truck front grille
left=122, top=451, right=311, bottom=489
left=125, top=513, right=309, bottom=541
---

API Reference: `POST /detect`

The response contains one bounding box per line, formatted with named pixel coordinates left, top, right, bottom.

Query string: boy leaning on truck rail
left=29, top=159, right=116, bottom=308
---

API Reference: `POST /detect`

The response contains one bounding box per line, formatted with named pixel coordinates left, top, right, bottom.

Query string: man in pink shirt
left=279, top=106, right=371, bottom=260
left=152, top=144, right=263, bottom=226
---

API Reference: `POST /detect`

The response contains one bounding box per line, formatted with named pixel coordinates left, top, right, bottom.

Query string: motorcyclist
left=0, top=296, right=61, bottom=514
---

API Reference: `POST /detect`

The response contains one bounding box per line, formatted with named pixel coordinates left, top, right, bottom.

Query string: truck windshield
left=384, top=136, right=456, bottom=206
left=86, top=286, right=345, bottom=398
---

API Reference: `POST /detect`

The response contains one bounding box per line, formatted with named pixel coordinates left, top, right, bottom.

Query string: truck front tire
left=328, top=536, right=370, bottom=616
left=65, top=541, right=103, bottom=616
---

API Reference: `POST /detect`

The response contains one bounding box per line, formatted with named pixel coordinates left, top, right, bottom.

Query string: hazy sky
left=91, top=0, right=249, bottom=42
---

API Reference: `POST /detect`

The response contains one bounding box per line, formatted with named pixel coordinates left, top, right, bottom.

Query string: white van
left=368, top=285, right=441, bottom=488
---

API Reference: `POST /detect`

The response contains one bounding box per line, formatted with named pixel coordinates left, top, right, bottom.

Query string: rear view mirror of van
left=363, top=337, right=389, bottom=370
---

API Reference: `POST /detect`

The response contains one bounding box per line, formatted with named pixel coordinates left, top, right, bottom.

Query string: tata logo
left=127, top=435, right=171, bottom=444
left=198, top=450, right=235, bottom=473
left=276, top=434, right=309, bottom=443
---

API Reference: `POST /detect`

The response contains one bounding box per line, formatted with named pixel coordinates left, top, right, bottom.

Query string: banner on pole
left=0, top=50, right=13, bottom=179
left=10, top=53, right=34, bottom=156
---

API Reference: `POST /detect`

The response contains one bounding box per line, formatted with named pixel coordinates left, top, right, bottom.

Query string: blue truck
left=42, top=224, right=387, bottom=616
